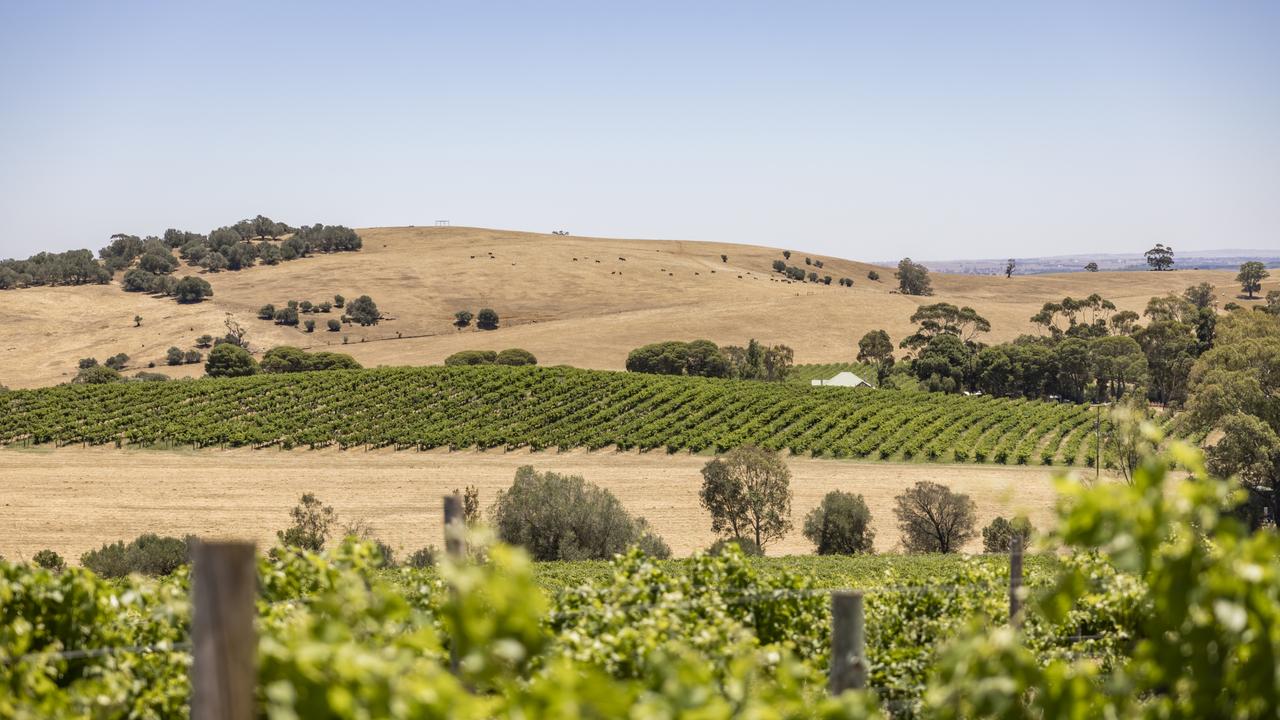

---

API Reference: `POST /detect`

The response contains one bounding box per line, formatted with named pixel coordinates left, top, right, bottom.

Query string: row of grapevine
left=0, top=365, right=1116, bottom=463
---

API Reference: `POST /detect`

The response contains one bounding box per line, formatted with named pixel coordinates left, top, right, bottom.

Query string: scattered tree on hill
left=205, top=343, right=258, bottom=378
left=1145, top=243, right=1175, bottom=271
left=184, top=349, right=202, bottom=364
left=1005, top=259, right=1016, bottom=278
left=893, top=481, right=976, bottom=553
left=802, top=491, right=874, bottom=554
left=699, top=445, right=792, bottom=553
left=1237, top=261, right=1269, bottom=300
left=867, top=270, right=880, bottom=281
left=783, top=250, right=791, bottom=260
left=771, top=260, right=786, bottom=273
left=720, top=254, right=728, bottom=263
left=278, top=493, right=337, bottom=551
left=454, top=310, right=473, bottom=328
left=78, top=357, right=98, bottom=370
left=476, top=308, right=499, bottom=330
left=274, top=306, right=299, bottom=326
left=104, top=353, right=129, bottom=371
left=166, top=347, right=185, bottom=366
left=304, top=319, right=315, bottom=332
left=174, top=276, right=213, bottom=303
left=258, top=304, right=276, bottom=320
left=1085, top=262, right=1099, bottom=272
left=492, top=466, right=670, bottom=560
left=221, top=315, right=248, bottom=348
left=133, top=315, right=142, bottom=327
left=326, top=318, right=341, bottom=332
left=981, top=516, right=1033, bottom=552
left=334, top=294, right=345, bottom=308
left=895, top=258, right=933, bottom=296
left=346, top=295, right=380, bottom=326
left=195, top=335, right=213, bottom=348
left=137, top=250, right=178, bottom=275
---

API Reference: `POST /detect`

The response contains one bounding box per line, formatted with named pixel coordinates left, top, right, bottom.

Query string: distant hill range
left=888, top=250, right=1280, bottom=275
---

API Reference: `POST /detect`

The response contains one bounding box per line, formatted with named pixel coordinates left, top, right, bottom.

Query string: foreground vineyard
left=3, top=444, right=1276, bottom=718
left=0, top=365, right=1110, bottom=464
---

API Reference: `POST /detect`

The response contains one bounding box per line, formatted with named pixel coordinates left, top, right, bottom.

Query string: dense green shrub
left=346, top=295, right=380, bottom=326
left=205, top=343, right=258, bottom=378
left=980, top=516, right=1033, bottom=553
left=445, top=350, right=498, bottom=366
left=495, top=348, right=537, bottom=366
left=492, top=466, right=670, bottom=561
left=278, top=493, right=337, bottom=551
left=626, top=339, right=730, bottom=377
left=79, top=533, right=191, bottom=577
left=476, top=308, right=499, bottom=330
left=174, top=276, right=213, bottom=303
left=32, top=549, right=65, bottom=571
left=706, top=537, right=763, bottom=556
left=327, top=318, right=341, bottom=331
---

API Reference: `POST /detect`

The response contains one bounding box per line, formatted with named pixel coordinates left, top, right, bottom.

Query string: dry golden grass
left=0, top=446, right=1072, bottom=561
left=0, top=225, right=1263, bottom=388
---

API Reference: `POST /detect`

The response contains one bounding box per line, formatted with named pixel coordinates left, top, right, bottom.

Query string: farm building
left=810, top=371, right=873, bottom=388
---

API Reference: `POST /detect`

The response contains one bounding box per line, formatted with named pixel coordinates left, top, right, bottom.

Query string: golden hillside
left=0, top=226, right=1263, bottom=388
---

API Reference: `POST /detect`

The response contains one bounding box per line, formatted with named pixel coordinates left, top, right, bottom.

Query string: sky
left=1, top=1, right=1277, bottom=261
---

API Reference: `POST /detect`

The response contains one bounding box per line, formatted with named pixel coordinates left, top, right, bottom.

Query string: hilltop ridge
left=0, top=226, right=1265, bottom=389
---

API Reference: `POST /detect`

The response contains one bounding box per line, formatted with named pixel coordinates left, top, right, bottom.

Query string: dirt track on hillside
left=0, top=446, right=1079, bottom=561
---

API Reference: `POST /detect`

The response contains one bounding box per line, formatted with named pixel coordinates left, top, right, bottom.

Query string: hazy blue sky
left=1, top=1, right=1277, bottom=261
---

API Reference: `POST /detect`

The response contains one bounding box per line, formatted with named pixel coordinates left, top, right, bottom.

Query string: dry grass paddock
left=0, top=445, right=1079, bottom=562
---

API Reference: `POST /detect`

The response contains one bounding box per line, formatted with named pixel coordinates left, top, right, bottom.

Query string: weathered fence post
left=444, top=493, right=464, bottom=558
left=192, top=541, right=256, bottom=720
left=829, top=590, right=867, bottom=694
left=1009, top=535, right=1024, bottom=627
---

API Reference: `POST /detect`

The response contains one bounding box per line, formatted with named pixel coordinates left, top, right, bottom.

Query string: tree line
left=0, top=214, right=361, bottom=292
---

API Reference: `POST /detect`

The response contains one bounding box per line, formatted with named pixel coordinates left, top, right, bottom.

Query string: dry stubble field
left=0, top=446, right=1066, bottom=562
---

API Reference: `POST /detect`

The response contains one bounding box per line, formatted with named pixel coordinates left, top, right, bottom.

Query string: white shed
left=811, top=371, right=873, bottom=388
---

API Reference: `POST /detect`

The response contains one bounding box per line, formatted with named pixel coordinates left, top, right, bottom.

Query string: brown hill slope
left=0, top=226, right=1262, bottom=388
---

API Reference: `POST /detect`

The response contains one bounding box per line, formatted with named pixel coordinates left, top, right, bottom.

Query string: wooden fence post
left=829, top=590, right=867, bottom=694
left=1009, top=536, right=1024, bottom=627
left=192, top=541, right=256, bottom=720
left=444, top=493, right=464, bottom=558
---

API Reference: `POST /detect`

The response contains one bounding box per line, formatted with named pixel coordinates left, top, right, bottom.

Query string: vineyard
left=0, top=365, right=1151, bottom=464
left=3, top=445, right=1275, bottom=718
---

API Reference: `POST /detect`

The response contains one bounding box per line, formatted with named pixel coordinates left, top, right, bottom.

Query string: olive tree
left=277, top=493, right=337, bottom=551
left=698, top=445, right=792, bottom=553
left=802, top=491, right=874, bottom=554
left=491, top=466, right=669, bottom=560
left=346, top=295, right=380, bottom=326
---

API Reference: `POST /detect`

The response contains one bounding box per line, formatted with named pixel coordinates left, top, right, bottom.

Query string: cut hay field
left=0, top=446, right=1064, bottom=562
left=0, top=226, right=1262, bottom=389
